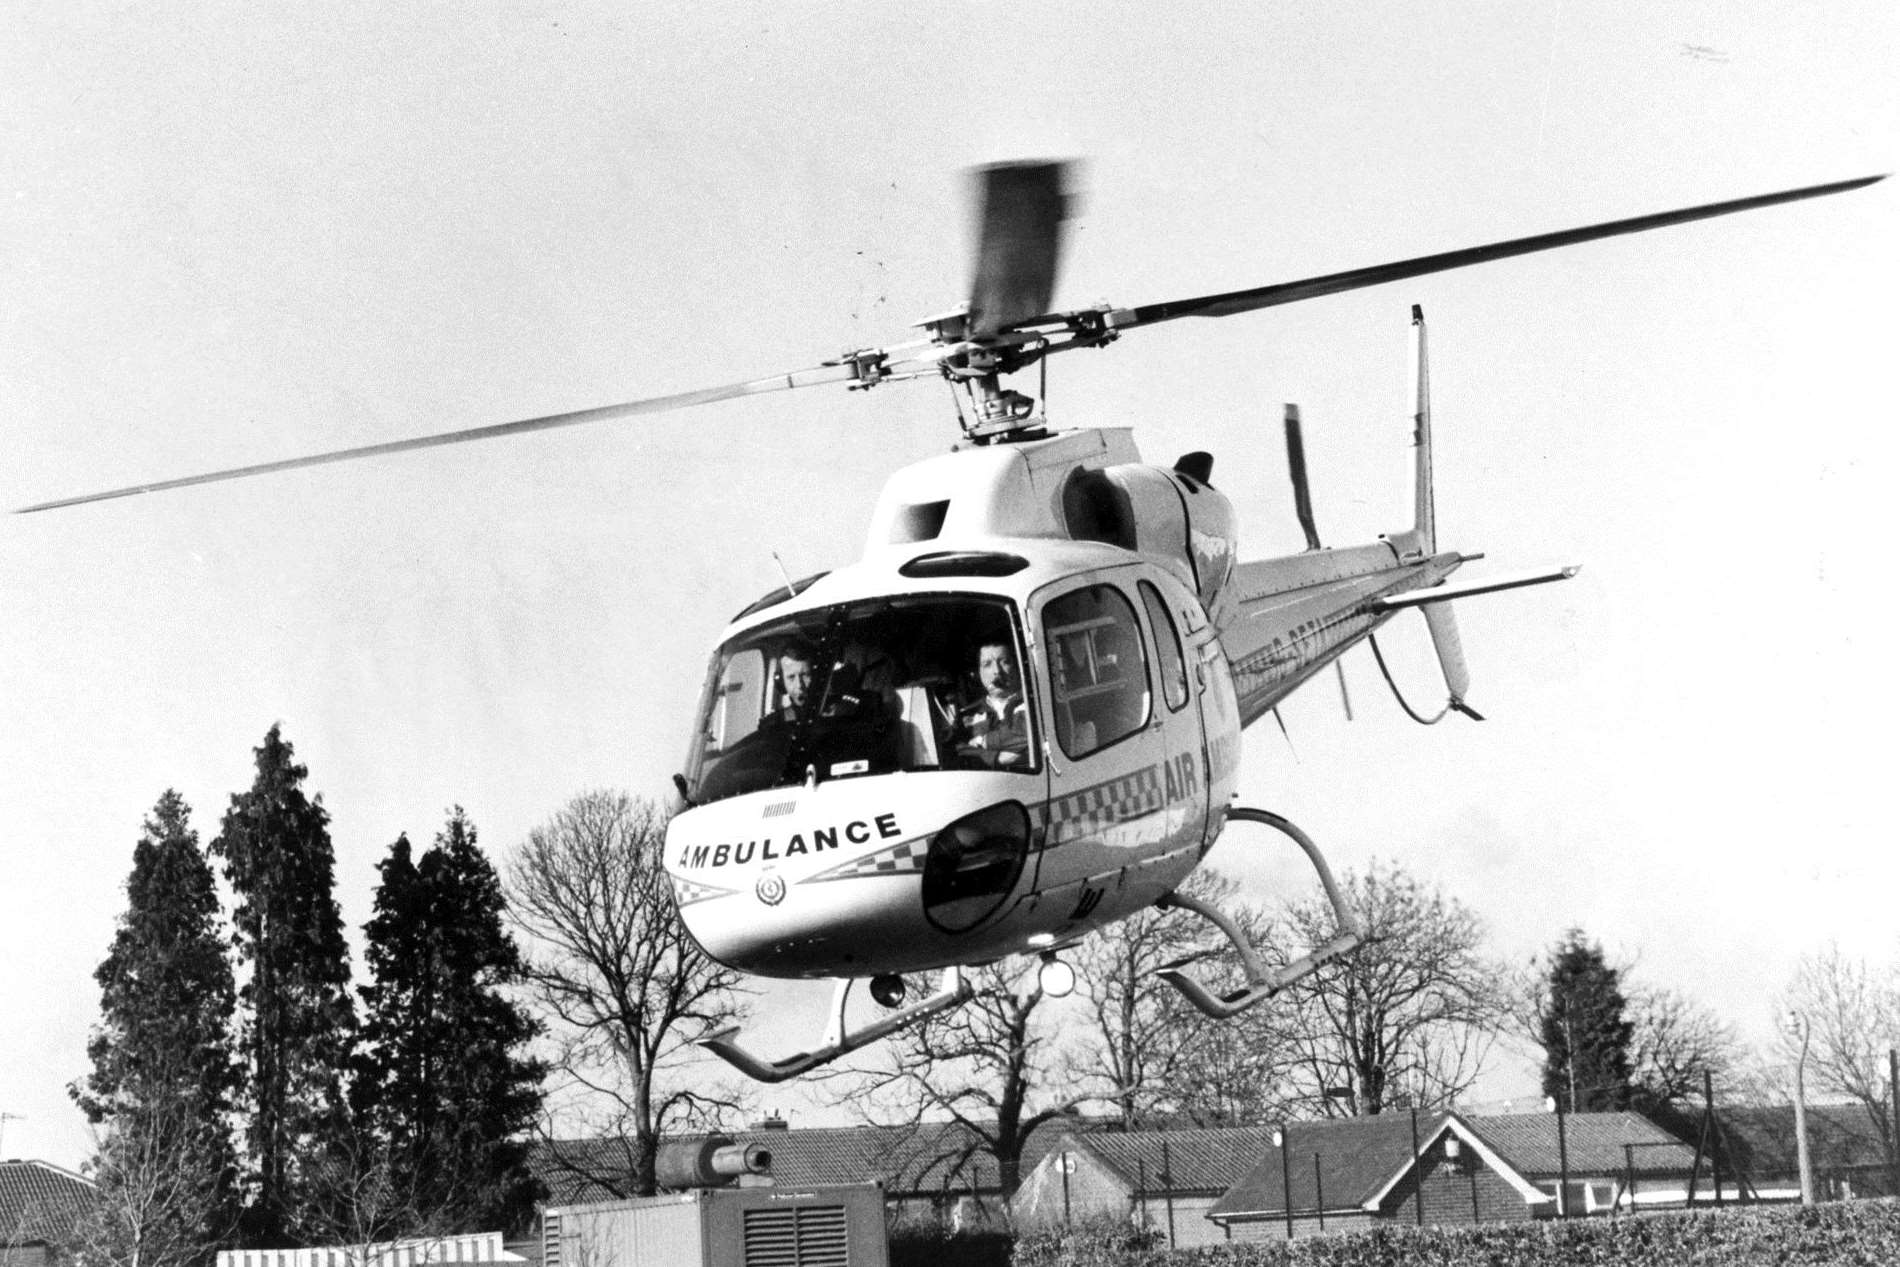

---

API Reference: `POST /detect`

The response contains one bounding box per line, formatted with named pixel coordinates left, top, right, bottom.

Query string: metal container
left=542, top=1183, right=887, bottom=1267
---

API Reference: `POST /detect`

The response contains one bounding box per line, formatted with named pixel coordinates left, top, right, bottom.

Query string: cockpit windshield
left=682, top=594, right=1039, bottom=804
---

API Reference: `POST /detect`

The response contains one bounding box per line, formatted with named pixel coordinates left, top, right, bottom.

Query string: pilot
left=954, top=640, right=1030, bottom=768
left=770, top=641, right=818, bottom=728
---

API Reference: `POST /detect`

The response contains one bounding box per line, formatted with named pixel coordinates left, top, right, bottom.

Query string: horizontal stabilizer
left=1376, top=565, right=1579, bottom=610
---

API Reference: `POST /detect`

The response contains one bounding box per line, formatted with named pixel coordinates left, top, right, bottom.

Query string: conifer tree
left=1539, top=928, right=1634, bottom=1111
left=212, top=725, right=356, bottom=1246
left=354, top=809, right=544, bottom=1233
left=73, top=790, right=241, bottom=1265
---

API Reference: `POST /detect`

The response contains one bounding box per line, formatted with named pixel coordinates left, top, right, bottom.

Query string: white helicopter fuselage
left=665, top=539, right=1232, bottom=978
left=662, top=426, right=1462, bottom=981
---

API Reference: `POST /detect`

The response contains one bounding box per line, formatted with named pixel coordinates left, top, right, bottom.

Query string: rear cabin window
left=1140, top=581, right=1190, bottom=711
left=1043, top=584, right=1151, bottom=758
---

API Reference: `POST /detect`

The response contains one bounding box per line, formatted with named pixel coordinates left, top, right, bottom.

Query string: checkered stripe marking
left=802, top=834, right=934, bottom=884
left=787, top=763, right=1178, bottom=888
left=1042, top=763, right=1167, bottom=847
left=671, top=875, right=742, bottom=907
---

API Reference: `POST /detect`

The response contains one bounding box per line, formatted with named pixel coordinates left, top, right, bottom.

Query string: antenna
left=0, top=1111, right=24, bottom=1156
left=770, top=551, right=797, bottom=600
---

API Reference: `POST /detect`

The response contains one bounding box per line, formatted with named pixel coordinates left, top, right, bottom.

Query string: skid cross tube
left=1155, top=808, right=1364, bottom=1019
left=700, top=965, right=972, bottom=1083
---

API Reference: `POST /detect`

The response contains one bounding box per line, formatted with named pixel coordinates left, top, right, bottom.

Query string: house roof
left=535, top=1118, right=1074, bottom=1206
left=1208, top=1113, right=1456, bottom=1219
left=0, top=1160, right=98, bottom=1247
left=1063, top=1127, right=1277, bottom=1197
left=1719, top=1104, right=1892, bottom=1176
left=1462, top=1111, right=1697, bottom=1177
left=1207, top=1109, right=1705, bottom=1222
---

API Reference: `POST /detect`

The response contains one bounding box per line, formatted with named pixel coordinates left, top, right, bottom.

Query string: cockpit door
left=1030, top=572, right=1177, bottom=929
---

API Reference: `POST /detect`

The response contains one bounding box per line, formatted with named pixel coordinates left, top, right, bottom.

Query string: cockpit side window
left=1043, top=583, right=1151, bottom=758
left=1139, top=580, right=1190, bottom=712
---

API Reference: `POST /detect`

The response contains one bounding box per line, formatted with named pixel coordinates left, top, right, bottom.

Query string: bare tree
left=843, top=957, right=1086, bottom=1195
left=1165, top=1009, right=1292, bottom=1128
left=504, top=791, right=749, bottom=1196
left=73, top=1086, right=238, bottom=1267
left=1778, top=945, right=1900, bottom=1168
left=1627, top=985, right=1741, bottom=1110
left=1066, top=871, right=1286, bottom=1128
left=295, top=1126, right=483, bottom=1263
left=1272, top=859, right=1505, bottom=1115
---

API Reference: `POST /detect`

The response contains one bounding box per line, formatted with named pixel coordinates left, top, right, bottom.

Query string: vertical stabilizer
left=1411, top=304, right=1436, bottom=555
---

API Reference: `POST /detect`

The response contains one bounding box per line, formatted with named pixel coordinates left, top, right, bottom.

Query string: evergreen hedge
left=1013, top=1200, right=1900, bottom=1267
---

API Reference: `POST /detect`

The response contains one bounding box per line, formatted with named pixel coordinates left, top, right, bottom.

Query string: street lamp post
left=1792, top=1013, right=1815, bottom=1205
left=1275, top=1127, right=1293, bottom=1241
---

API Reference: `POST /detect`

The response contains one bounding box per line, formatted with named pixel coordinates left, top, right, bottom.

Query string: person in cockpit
left=953, top=639, right=1030, bottom=768
left=769, top=640, right=818, bottom=728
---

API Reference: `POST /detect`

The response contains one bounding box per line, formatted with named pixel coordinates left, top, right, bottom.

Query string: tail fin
left=1411, top=304, right=1436, bottom=555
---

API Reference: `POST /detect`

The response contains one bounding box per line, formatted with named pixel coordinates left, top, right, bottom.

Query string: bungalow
left=1209, top=1112, right=1546, bottom=1240
left=1011, top=1126, right=1275, bottom=1248
left=0, top=1161, right=98, bottom=1267
left=1463, top=1111, right=1699, bottom=1214
left=1208, top=1110, right=1698, bottom=1239
left=1719, top=1103, right=1898, bottom=1201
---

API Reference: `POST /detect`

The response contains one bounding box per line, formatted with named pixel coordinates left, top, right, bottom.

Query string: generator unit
left=541, top=1183, right=888, bottom=1267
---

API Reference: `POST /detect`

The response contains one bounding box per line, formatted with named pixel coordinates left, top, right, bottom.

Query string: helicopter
left=20, top=162, right=1882, bottom=1083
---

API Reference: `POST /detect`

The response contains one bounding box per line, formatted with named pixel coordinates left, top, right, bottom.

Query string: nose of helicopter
left=682, top=873, right=925, bottom=978
left=663, top=775, right=1037, bottom=979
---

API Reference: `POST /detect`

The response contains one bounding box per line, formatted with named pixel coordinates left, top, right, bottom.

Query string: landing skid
left=700, top=965, right=973, bottom=1083
left=1156, top=807, right=1363, bottom=1019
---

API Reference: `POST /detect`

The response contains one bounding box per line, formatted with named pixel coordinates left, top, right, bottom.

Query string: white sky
left=3, top=4, right=1895, bottom=1169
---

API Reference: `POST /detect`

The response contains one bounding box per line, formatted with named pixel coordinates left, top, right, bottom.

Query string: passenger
left=954, top=640, right=1030, bottom=768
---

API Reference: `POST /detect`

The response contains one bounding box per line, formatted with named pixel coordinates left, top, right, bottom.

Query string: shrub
left=1012, top=1216, right=1165, bottom=1267
left=1080, top=1199, right=1900, bottom=1267
left=888, top=1220, right=1013, bottom=1267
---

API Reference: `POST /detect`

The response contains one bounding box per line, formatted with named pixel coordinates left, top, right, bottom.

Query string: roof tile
left=0, top=1161, right=99, bottom=1247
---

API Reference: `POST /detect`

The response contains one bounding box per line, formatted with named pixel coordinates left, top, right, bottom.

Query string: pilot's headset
left=820, top=661, right=864, bottom=718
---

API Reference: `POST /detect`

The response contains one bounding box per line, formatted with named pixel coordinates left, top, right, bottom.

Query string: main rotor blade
left=967, top=161, right=1070, bottom=339
left=1112, top=174, right=1885, bottom=331
left=16, top=362, right=861, bottom=513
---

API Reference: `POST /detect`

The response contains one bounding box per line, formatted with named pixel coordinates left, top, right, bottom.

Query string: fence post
left=1410, top=1109, right=1424, bottom=1226
left=1555, top=1102, right=1570, bottom=1219
left=1889, top=1047, right=1899, bottom=1197
left=1278, top=1125, right=1293, bottom=1241
left=1707, top=1071, right=1724, bottom=1208
left=1061, top=1149, right=1071, bottom=1227
left=1162, top=1139, right=1176, bottom=1248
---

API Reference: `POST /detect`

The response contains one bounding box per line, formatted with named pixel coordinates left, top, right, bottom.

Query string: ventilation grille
left=539, top=1213, right=561, bottom=1267
left=742, top=1204, right=849, bottom=1267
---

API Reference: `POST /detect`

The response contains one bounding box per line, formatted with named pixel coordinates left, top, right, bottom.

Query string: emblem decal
left=756, top=873, right=786, bottom=906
